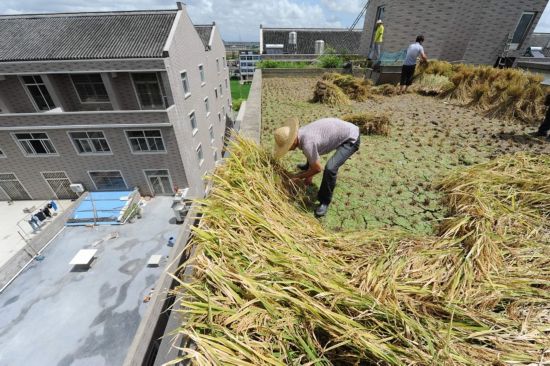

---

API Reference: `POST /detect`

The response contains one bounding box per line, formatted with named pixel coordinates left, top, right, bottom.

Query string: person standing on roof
left=372, top=19, right=384, bottom=61
left=399, top=35, right=428, bottom=94
left=273, top=117, right=360, bottom=217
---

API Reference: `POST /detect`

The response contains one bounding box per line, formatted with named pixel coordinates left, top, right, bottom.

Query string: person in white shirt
left=399, top=35, right=428, bottom=94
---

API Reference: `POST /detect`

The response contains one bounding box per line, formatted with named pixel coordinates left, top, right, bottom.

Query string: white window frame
left=189, top=110, right=198, bottom=136
left=196, top=143, right=204, bottom=167
left=41, top=171, right=77, bottom=199
left=198, top=64, right=206, bottom=86
left=124, top=129, right=167, bottom=154
left=0, top=172, right=33, bottom=200
left=11, top=132, right=58, bottom=157
left=67, top=130, right=112, bottom=155
left=216, top=58, right=220, bottom=73
left=204, top=97, right=210, bottom=116
left=223, top=56, right=226, bottom=69
left=87, top=170, right=128, bottom=191
left=130, top=72, right=166, bottom=110
left=209, top=124, right=215, bottom=143
left=180, top=70, right=191, bottom=99
left=218, top=112, right=222, bottom=124
left=19, top=75, right=57, bottom=112
left=219, top=83, right=223, bottom=97
left=70, top=73, right=110, bottom=104
left=225, top=78, right=228, bottom=89
left=214, top=88, right=218, bottom=99
left=142, top=169, right=174, bottom=196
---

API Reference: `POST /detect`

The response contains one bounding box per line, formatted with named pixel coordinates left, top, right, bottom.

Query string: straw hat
left=273, top=117, right=299, bottom=159
left=376, top=19, right=383, bottom=24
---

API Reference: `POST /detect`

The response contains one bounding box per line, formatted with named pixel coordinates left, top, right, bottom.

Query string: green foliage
left=232, top=98, right=244, bottom=111
left=255, top=60, right=311, bottom=69
left=230, top=79, right=251, bottom=100
left=317, top=53, right=344, bottom=68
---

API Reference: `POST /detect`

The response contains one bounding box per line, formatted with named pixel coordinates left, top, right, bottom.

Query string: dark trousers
left=538, top=107, right=550, bottom=135
left=318, top=137, right=360, bottom=205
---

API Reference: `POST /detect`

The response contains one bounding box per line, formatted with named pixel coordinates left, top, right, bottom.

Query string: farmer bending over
left=273, top=117, right=360, bottom=217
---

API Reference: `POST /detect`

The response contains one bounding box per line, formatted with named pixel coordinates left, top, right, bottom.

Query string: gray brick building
left=360, top=0, right=549, bottom=66
left=0, top=3, right=232, bottom=201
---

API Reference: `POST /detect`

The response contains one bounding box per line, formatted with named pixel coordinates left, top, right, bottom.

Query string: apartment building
left=0, top=3, right=232, bottom=201
left=360, top=0, right=549, bottom=66
left=239, top=50, right=261, bottom=80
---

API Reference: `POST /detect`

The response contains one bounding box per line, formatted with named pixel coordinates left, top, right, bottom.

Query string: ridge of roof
left=0, top=9, right=177, bottom=19
left=262, top=27, right=361, bottom=32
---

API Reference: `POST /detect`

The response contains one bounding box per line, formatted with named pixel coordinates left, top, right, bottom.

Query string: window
left=222, top=106, right=226, bottom=117
left=21, top=75, right=55, bottom=111
left=218, top=112, right=222, bottom=124
left=225, top=78, right=228, bottom=89
left=0, top=173, right=31, bottom=200
left=214, top=88, right=218, bottom=99
left=216, top=58, right=220, bottom=73
left=198, top=64, right=206, bottom=85
left=214, top=150, right=218, bottom=161
left=89, top=171, right=127, bottom=191
left=14, top=132, right=56, bottom=155
left=223, top=57, right=226, bottom=69
left=71, top=74, right=109, bottom=103
left=144, top=170, right=173, bottom=195
left=228, top=98, right=231, bottom=109
left=510, top=11, right=536, bottom=50
left=69, top=131, right=110, bottom=154
left=189, top=111, right=198, bottom=135
left=42, top=171, right=78, bottom=199
left=180, top=71, right=190, bottom=96
left=196, top=144, right=204, bottom=166
left=219, top=83, right=223, bottom=96
left=126, top=130, right=165, bottom=153
left=209, top=125, right=215, bottom=142
left=0, top=146, right=4, bottom=157
left=132, top=73, right=165, bottom=110
left=204, top=97, right=210, bottom=115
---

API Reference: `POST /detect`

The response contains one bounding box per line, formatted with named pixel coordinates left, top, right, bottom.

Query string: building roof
left=194, top=25, right=213, bottom=49
left=261, top=27, right=362, bottom=54
left=0, top=11, right=177, bottom=62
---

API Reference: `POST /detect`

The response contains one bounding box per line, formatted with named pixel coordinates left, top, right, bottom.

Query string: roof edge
left=0, top=9, right=178, bottom=19
left=262, top=27, right=362, bottom=32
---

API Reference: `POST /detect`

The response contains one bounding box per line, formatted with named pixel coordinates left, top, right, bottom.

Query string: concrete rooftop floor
left=0, top=196, right=179, bottom=366
left=0, top=199, right=72, bottom=269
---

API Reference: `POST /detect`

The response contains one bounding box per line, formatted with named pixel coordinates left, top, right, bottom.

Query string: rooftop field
left=261, top=76, right=550, bottom=234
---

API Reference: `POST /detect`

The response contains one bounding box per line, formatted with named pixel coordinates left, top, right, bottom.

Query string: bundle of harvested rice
left=312, top=80, right=350, bottom=105
left=321, top=73, right=372, bottom=101
left=342, top=112, right=391, bottom=136
left=416, top=61, right=547, bottom=124
left=373, top=83, right=398, bottom=96
left=171, top=138, right=549, bottom=366
left=414, top=74, right=454, bottom=96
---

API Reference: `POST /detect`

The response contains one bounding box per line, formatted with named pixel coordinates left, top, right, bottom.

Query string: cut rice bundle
left=312, top=80, right=350, bottom=106
left=342, top=112, right=391, bottom=136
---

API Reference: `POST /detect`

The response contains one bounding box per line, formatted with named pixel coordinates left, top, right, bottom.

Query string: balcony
left=0, top=105, right=177, bottom=130
left=0, top=71, right=176, bottom=128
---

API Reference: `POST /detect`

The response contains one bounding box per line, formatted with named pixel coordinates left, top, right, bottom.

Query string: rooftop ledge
left=0, top=104, right=176, bottom=130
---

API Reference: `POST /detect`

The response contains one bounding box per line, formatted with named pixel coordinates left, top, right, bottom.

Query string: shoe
left=315, top=203, right=329, bottom=217
left=297, top=162, right=309, bottom=171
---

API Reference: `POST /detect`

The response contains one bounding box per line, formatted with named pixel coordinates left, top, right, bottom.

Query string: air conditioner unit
left=70, top=184, right=85, bottom=193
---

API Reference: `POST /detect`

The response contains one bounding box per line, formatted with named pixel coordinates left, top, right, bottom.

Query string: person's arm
left=420, top=46, right=428, bottom=63
left=293, top=160, right=322, bottom=180
left=292, top=140, right=322, bottom=183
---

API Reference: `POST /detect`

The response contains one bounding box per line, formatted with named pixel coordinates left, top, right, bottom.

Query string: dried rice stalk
left=342, top=112, right=391, bottom=136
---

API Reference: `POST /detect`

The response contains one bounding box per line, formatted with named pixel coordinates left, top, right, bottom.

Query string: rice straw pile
left=312, top=80, right=350, bottom=105
left=171, top=138, right=549, bottom=366
left=416, top=61, right=547, bottom=123
left=342, top=112, right=391, bottom=136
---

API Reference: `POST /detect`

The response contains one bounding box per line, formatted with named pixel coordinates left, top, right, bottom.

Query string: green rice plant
left=169, top=138, right=550, bottom=366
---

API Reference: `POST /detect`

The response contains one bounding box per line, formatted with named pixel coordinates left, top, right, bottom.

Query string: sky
left=1, top=0, right=550, bottom=42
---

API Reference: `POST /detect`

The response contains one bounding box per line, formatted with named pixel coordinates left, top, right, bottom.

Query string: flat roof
left=0, top=199, right=72, bottom=270
left=0, top=196, right=180, bottom=366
